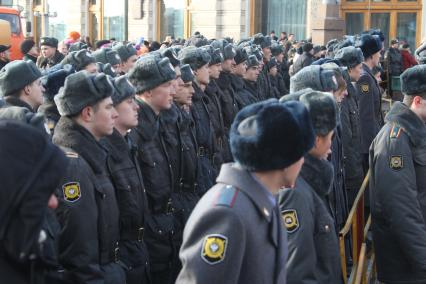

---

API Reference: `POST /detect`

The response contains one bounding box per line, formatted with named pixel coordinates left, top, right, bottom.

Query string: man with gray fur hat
left=102, top=76, right=151, bottom=284
left=92, top=47, right=122, bottom=75
left=335, top=46, right=365, bottom=207
left=0, top=60, right=45, bottom=112
left=214, top=40, right=239, bottom=132
left=127, top=55, right=180, bottom=284
left=203, top=45, right=233, bottom=164
left=61, top=50, right=97, bottom=73
left=177, top=99, right=315, bottom=284
left=113, top=42, right=138, bottom=74
left=279, top=88, right=342, bottom=284
left=52, top=71, right=126, bottom=284
left=369, top=64, right=426, bottom=284
left=179, top=46, right=218, bottom=194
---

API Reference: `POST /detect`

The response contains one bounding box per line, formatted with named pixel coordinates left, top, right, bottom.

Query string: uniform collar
left=385, top=101, right=426, bottom=147
left=216, top=163, right=276, bottom=222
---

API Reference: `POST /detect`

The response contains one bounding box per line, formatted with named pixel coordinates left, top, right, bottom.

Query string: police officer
left=238, top=54, right=260, bottom=107
left=355, top=34, right=384, bottom=171
left=231, top=46, right=249, bottom=109
left=177, top=99, right=315, bottom=284
left=334, top=46, right=365, bottom=207
left=179, top=46, right=218, bottom=195
left=93, top=47, right=122, bottom=75
left=113, top=43, right=138, bottom=74
left=0, top=120, right=68, bottom=284
left=37, top=37, right=65, bottom=69
left=270, top=42, right=289, bottom=96
left=39, top=65, right=76, bottom=134
left=252, top=34, right=274, bottom=99
left=212, top=40, right=239, bottom=131
left=203, top=45, right=232, bottom=164
left=102, top=76, right=151, bottom=284
left=61, top=50, right=98, bottom=73
left=128, top=55, right=178, bottom=284
left=369, top=65, right=426, bottom=284
left=0, top=60, right=45, bottom=112
left=53, top=71, right=126, bottom=283
left=279, top=89, right=342, bottom=284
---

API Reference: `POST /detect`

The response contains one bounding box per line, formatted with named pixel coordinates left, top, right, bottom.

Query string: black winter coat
left=191, top=83, right=218, bottom=195
left=53, top=116, right=126, bottom=284
left=103, top=129, right=150, bottom=283
left=356, top=63, right=384, bottom=154
left=205, top=80, right=232, bottom=163
left=385, top=47, right=403, bottom=76
left=215, top=72, right=239, bottom=134
left=129, top=99, right=177, bottom=273
left=341, top=75, right=364, bottom=192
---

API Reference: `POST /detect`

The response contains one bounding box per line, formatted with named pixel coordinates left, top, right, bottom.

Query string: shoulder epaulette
left=390, top=124, right=403, bottom=139
left=65, top=152, right=79, bottom=158
left=214, top=185, right=239, bottom=208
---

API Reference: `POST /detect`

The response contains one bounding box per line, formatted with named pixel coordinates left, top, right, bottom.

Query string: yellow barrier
left=339, top=170, right=375, bottom=284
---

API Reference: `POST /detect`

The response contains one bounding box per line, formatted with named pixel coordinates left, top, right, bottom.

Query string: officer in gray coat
left=279, top=89, right=342, bottom=284
left=176, top=99, right=315, bottom=284
left=369, top=65, right=426, bottom=283
left=355, top=34, right=384, bottom=170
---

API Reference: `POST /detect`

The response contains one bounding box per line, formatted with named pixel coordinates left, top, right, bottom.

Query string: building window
left=103, top=0, right=125, bottom=41
left=345, top=13, right=364, bottom=35
left=341, top=0, right=422, bottom=47
left=47, top=0, right=69, bottom=41
left=397, top=13, right=417, bottom=51
left=253, top=0, right=307, bottom=40
left=158, top=0, right=185, bottom=41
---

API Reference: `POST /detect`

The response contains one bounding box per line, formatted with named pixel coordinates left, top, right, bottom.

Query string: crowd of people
left=1, top=27, right=426, bottom=284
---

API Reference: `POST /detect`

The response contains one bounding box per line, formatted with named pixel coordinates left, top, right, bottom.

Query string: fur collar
left=300, top=154, right=334, bottom=197
left=53, top=116, right=108, bottom=174
left=4, top=96, right=34, bottom=112
left=133, top=98, right=160, bottom=141
left=385, top=102, right=426, bottom=147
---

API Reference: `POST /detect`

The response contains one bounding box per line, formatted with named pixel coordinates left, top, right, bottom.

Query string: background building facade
left=2, top=0, right=424, bottom=48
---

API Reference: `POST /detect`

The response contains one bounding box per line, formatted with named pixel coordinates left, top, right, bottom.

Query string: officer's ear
left=80, top=105, right=95, bottom=122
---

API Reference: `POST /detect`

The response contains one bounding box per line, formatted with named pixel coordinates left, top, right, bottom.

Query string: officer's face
left=349, top=63, right=363, bottom=82
left=281, top=156, right=304, bottom=189
left=121, top=55, right=138, bottom=74
left=222, top=59, right=235, bottom=72
left=85, top=63, right=98, bottom=74
left=195, top=64, right=210, bottom=85
left=175, top=81, right=194, bottom=106
left=114, top=96, right=139, bottom=131
left=26, top=78, right=45, bottom=109
left=244, top=66, right=259, bottom=82
left=276, top=53, right=284, bottom=63
left=333, top=88, right=348, bottom=104
left=371, top=51, right=381, bottom=67
left=91, top=97, right=118, bottom=138
left=232, top=61, right=247, bottom=77
left=41, top=45, right=56, bottom=59
left=112, top=64, right=121, bottom=75
left=262, top=47, right=272, bottom=62
left=269, top=66, right=278, bottom=77
left=310, top=131, right=334, bottom=160
left=208, top=63, right=222, bottom=79
left=150, top=80, right=174, bottom=111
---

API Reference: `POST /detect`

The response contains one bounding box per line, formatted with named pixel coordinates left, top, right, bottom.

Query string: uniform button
left=127, top=185, right=131, bottom=189
left=153, top=162, right=156, bottom=167
left=158, top=230, right=163, bottom=234
left=102, top=193, right=106, bottom=198
left=325, top=225, right=330, bottom=232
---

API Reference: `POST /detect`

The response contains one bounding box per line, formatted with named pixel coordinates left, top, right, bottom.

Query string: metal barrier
left=339, top=170, right=375, bottom=284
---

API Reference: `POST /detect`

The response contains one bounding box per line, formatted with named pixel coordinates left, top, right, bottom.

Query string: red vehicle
left=0, top=6, right=24, bottom=60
